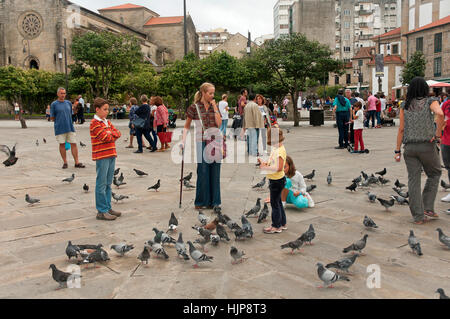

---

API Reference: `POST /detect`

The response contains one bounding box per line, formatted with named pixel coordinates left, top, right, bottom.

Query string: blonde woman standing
left=181, top=83, right=223, bottom=209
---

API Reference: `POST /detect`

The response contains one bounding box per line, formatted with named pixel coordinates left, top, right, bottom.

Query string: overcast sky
left=72, top=0, right=275, bottom=38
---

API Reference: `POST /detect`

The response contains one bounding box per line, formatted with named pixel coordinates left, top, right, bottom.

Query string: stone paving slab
left=0, top=119, right=449, bottom=299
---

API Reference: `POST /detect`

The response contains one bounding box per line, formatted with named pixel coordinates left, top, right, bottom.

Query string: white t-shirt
left=380, top=98, right=387, bottom=111
left=353, top=109, right=364, bottom=130
left=218, top=101, right=229, bottom=120
left=355, top=97, right=365, bottom=108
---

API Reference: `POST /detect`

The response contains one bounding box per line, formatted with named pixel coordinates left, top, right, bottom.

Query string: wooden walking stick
left=179, top=145, right=185, bottom=209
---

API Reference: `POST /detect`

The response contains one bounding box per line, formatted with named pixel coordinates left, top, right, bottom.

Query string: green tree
left=71, top=31, right=143, bottom=99
left=401, top=51, right=426, bottom=86
left=117, top=63, right=158, bottom=99
left=250, top=33, right=343, bottom=126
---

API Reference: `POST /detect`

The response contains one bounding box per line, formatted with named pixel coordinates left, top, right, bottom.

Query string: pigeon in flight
left=83, top=184, right=89, bottom=193
left=113, top=176, right=126, bottom=188
left=145, top=240, right=169, bottom=259
left=346, top=182, right=358, bottom=192
left=327, top=172, right=332, bottom=185
left=112, top=192, right=129, bottom=203
left=137, top=246, right=151, bottom=265
left=175, top=233, right=190, bottom=260
left=134, top=169, right=148, bottom=177
left=298, top=224, right=316, bottom=245
left=408, top=230, right=423, bottom=256
left=245, top=198, right=261, bottom=218
left=0, top=144, right=18, bottom=167
left=65, top=241, right=81, bottom=260
left=363, top=216, right=378, bottom=229
left=326, top=254, right=359, bottom=274
left=49, top=264, right=81, bottom=290
left=304, top=170, right=316, bottom=181
left=80, top=141, right=87, bottom=148
left=441, top=180, right=450, bottom=190
left=375, top=168, right=387, bottom=176
left=184, top=179, right=196, bottom=189
left=252, top=177, right=266, bottom=189
left=343, top=234, right=368, bottom=255
left=367, top=192, right=377, bottom=203
left=377, top=198, right=395, bottom=211
left=436, top=228, right=450, bottom=249
left=187, top=241, right=213, bottom=268
left=306, top=185, right=317, bottom=193
left=62, top=174, right=75, bottom=183
left=148, top=180, right=161, bottom=192
left=390, top=195, right=409, bottom=205
left=25, top=194, right=40, bottom=206
left=316, top=263, right=350, bottom=288
left=436, top=288, right=449, bottom=299
left=110, top=243, right=134, bottom=257
left=168, top=212, right=178, bottom=232
left=281, top=239, right=304, bottom=254
left=395, top=179, right=406, bottom=189
left=392, top=187, right=408, bottom=198
left=258, top=203, right=269, bottom=224
left=230, top=246, right=246, bottom=264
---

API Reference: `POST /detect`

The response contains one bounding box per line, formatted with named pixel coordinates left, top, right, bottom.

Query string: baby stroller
left=169, top=112, right=177, bottom=129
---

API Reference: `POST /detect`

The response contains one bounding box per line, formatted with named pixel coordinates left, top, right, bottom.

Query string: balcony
left=359, top=10, right=373, bottom=15
left=359, top=22, right=369, bottom=28
left=358, top=34, right=373, bottom=40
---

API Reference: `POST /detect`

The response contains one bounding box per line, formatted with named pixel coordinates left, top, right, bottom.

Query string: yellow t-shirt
left=267, top=145, right=287, bottom=180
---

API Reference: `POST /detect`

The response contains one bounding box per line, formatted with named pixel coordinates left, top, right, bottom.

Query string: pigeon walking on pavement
left=182, top=172, right=193, bottom=182
left=241, top=215, right=254, bottom=238
left=390, top=195, right=409, bottom=205
left=110, top=244, right=134, bottom=256
left=83, top=184, right=89, bottom=193
left=304, top=170, right=316, bottom=181
left=326, top=254, right=359, bottom=274
left=62, top=174, right=75, bottom=183
left=395, top=179, right=406, bottom=189
left=25, top=194, right=40, bottom=206
left=316, top=263, right=350, bottom=288
left=352, top=175, right=362, bottom=184
left=393, top=187, right=408, bottom=198
left=375, top=168, right=387, bottom=176
left=153, top=228, right=176, bottom=245
left=168, top=212, right=179, bottom=232
left=118, top=172, right=125, bottom=184
left=435, top=228, right=450, bottom=249
left=306, top=185, right=317, bottom=193
left=113, top=176, right=126, bottom=188
left=245, top=198, right=262, bottom=218
left=252, top=177, right=266, bottom=189
left=298, top=224, right=316, bottom=245
left=377, top=198, right=395, bottom=211
left=148, top=180, right=161, bottom=192
left=175, top=233, right=190, bottom=260
left=49, top=264, right=81, bottom=290
left=363, top=216, right=378, bottom=229
left=281, top=239, right=304, bottom=254
left=343, top=235, right=368, bottom=255
left=184, top=179, right=196, bottom=189
left=80, top=141, right=87, bottom=148
left=187, top=241, right=213, bottom=268
left=408, top=230, right=423, bottom=256
left=327, top=172, right=332, bottom=185
left=346, top=182, right=358, bottom=192
left=114, top=168, right=120, bottom=176
left=112, top=192, right=129, bottom=203
left=198, top=211, right=209, bottom=226
left=78, top=246, right=110, bottom=268
left=441, top=180, right=450, bottom=190
left=258, top=203, right=269, bottom=224
left=137, top=246, right=151, bottom=265
left=66, top=241, right=81, bottom=260
left=216, top=224, right=230, bottom=242
left=0, top=144, right=18, bottom=167
left=367, top=192, right=377, bottom=203
left=361, top=171, right=368, bottom=181
left=436, top=288, right=449, bottom=299
left=230, top=246, right=246, bottom=264
left=145, top=240, right=169, bottom=259
left=133, top=169, right=148, bottom=177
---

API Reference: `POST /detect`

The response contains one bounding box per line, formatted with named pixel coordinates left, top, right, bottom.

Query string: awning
left=392, top=85, right=406, bottom=90
left=427, top=80, right=450, bottom=87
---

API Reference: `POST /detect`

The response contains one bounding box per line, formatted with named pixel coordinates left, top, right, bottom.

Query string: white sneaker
left=441, top=194, right=450, bottom=202
left=305, top=193, right=315, bottom=208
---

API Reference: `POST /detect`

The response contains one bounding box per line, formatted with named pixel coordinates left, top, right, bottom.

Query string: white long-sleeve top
left=288, top=171, right=307, bottom=194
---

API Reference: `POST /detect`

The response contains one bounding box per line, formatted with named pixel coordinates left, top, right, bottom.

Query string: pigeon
left=245, top=198, right=262, bottom=218
left=80, top=141, right=87, bottom=147
left=187, top=241, right=213, bottom=268
left=110, top=243, right=134, bottom=256
left=298, top=224, right=316, bottom=245
left=361, top=171, right=368, bottom=181
left=62, top=174, right=75, bottom=183
left=281, top=239, right=304, bottom=254
left=148, top=180, right=161, bottom=192
left=252, top=177, right=266, bottom=189
left=390, top=195, right=409, bottom=205
left=441, top=180, right=450, bottom=190
left=192, top=226, right=212, bottom=242
left=436, top=228, right=450, bottom=249
left=83, top=184, right=89, bottom=193
left=79, top=246, right=110, bottom=268
left=194, top=236, right=210, bottom=252
left=359, top=179, right=370, bottom=188
left=216, top=224, right=230, bottom=242
left=326, top=254, right=359, bottom=273
left=211, top=235, right=220, bottom=246
left=112, top=192, right=129, bottom=203
left=137, top=246, right=151, bottom=265
left=113, top=176, right=126, bottom=188
left=227, top=220, right=240, bottom=231
left=168, top=213, right=179, bottom=232
left=217, top=213, right=231, bottom=225
left=258, top=203, right=269, bottom=224
left=213, top=206, right=222, bottom=215
left=36, top=140, right=39, bottom=147
left=198, top=211, right=209, bottom=226
left=363, top=216, right=378, bottom=229
left=367, top=174, right=379, bottom=185
left=306, top=185, right=317, bottom=193
left=378, top=176, right=390, bottom=185
left=175, top=233, right=190, bottom=260
left=43, top=138, right=47, bottom=144
left=230, top=246, right=246, bottom=264
left=182, top=172, right=193, bottom=182
left=343, top=234, right=368, bottom=255
left=375, top=168, right=387, bottom=176
left=316, top=263, right=350, bottom=288
left=25, top=194, right=40, bottom=206
left=241, top=215, right=254, bottom=238
left=352, top=175, right=362, bottom=184
left=377, top=198, right=395, bottom=211
left=436, top=288, right=449, bottom=299
left=65, top=241, right=81, bottom=260
left=49, top=264, right=81, bottom=290
left=184, top=179, right=196, bottom=189
left=134, top=169, right=148, bottom=177
left=0, top=144, right=18, bottom=167
left=408, top=230, right=423, bottom=256
left=393, top=187, right=408, bottom=198
left=304, top=170, right=316, bottom=180
left=152, top=228, right=176, bottom=245
left=395, top=179, right=406, bottom=189
left=233, top=225, right=248, bottom=241
left=118, top=172, right=125, bottom=184
left=346, top=182, right=358, bottom=192
left=327, top=172, right=332, bottom=185
left=367, top=192, right=377, bottom=203
left=114, top=168, right=120, bottom=176
left=204, top=218, right=219, bottom=231
left=145, top=240, right=169, bottom=259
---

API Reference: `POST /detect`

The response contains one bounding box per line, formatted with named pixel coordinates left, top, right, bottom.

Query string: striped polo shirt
left=90, top=117, right=120, bottom=161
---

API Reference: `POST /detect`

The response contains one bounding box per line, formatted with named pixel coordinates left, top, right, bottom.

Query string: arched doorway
left=29, top=59, right=39, bottom=69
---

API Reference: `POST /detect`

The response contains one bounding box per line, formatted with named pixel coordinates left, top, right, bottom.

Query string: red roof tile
left=352, top=46, right=375, bottom=59
left=144, top=16, right=184, bottom=26
left=372, top=27, right=401, bottom=41
left=406, top=15, right=450, bottom=35
left=99, top=3, right=144, bottom=11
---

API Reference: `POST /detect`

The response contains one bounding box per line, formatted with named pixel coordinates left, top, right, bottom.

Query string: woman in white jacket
left=282, top=156, right=315, bottom=209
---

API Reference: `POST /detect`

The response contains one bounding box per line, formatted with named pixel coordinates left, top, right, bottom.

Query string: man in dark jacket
left=333, top=90, right=351, bottom=149
left=134, top=95, right=156, bottom=153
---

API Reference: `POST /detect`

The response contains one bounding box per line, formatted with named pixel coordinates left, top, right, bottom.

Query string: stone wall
left=213, top=33, right=258, bottom=59
left=98, top=7, right=158, bottom=32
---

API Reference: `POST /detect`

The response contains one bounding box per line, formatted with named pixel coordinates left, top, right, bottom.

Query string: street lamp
left=58, top=38, right=69, bottom=94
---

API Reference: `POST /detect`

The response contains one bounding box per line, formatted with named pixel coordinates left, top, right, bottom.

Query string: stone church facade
left=0, top=1, right=199, bottom=72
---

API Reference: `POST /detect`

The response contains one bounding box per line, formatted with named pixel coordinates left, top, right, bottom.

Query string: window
left=358, top=59, right=363, bottom=67
left=416, top=37, right=423, bottom=52
left=280, top=24, right=289, bottom=29
left=434, top=33, right=442, bottom=53
left=344, top=46, right=351, bottom=52
left=335, top=75, right=340, bottom=85
left=344, top=58, right=351, bottom=62
left=434, top=57, right=442, bottom=77
left=346, top=74, right=351, bottom=84
left=344, top=34, right=350, bottom=40
left=344, top=22, right=350, bottom=28
left=8, top=56, right=11, bottom=64
left=392, top=44, right=399, bottom=55
left=344, top=9, right=350, bottom=15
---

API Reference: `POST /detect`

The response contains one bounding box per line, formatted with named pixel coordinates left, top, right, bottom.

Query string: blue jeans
left=95, top=157, right=116, bottom=214
left=376, top=111, right=381, bottom=125
left=336, top=111, right=350, bottom=147
left=247, top=128, right=258, bottom=156
left=136, top=128, right=156, bottom=151
left=195, top=142, right=222, bottom=207
left=220, top=119, right=228, bottom=137
left=366, top=110, right=376, bottom=127
left=256, top=128, right=267, bottom=152
left=285, top=178, right=309, bottom=208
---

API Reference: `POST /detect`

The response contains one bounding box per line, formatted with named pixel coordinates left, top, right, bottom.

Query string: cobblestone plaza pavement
left=0, top=119, right=449, bottom=299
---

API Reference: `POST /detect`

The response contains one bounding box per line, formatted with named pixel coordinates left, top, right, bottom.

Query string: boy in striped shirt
left=90, top=98, right=122, bottom=221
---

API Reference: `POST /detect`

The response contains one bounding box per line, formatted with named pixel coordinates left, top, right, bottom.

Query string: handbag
left=157, top=131, right=173, bottom=144
left=132, top=117, right=146, bottom=130
left=195, top=104, right=227, bottom=160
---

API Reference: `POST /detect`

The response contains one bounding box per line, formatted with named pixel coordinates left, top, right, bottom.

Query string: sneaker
left=263, top=226, right=282, bottom=234
left=109, top=209, right=122, bottom=217
left=350, top=150, right=360, bottom=154
left=441, top=194, right=450, bottom=202
left=96, top=213, right=117, bottom=221
left=134, top=150, right=143, bottom=154
left=281, top=225, right=288, bottom=231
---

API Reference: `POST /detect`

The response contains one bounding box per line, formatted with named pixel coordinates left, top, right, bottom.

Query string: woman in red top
left=90, top=98, right=122, bottom=221
left=441, top=99, right=450, bottom=205
left=152, top=96, right=170, bottom=152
